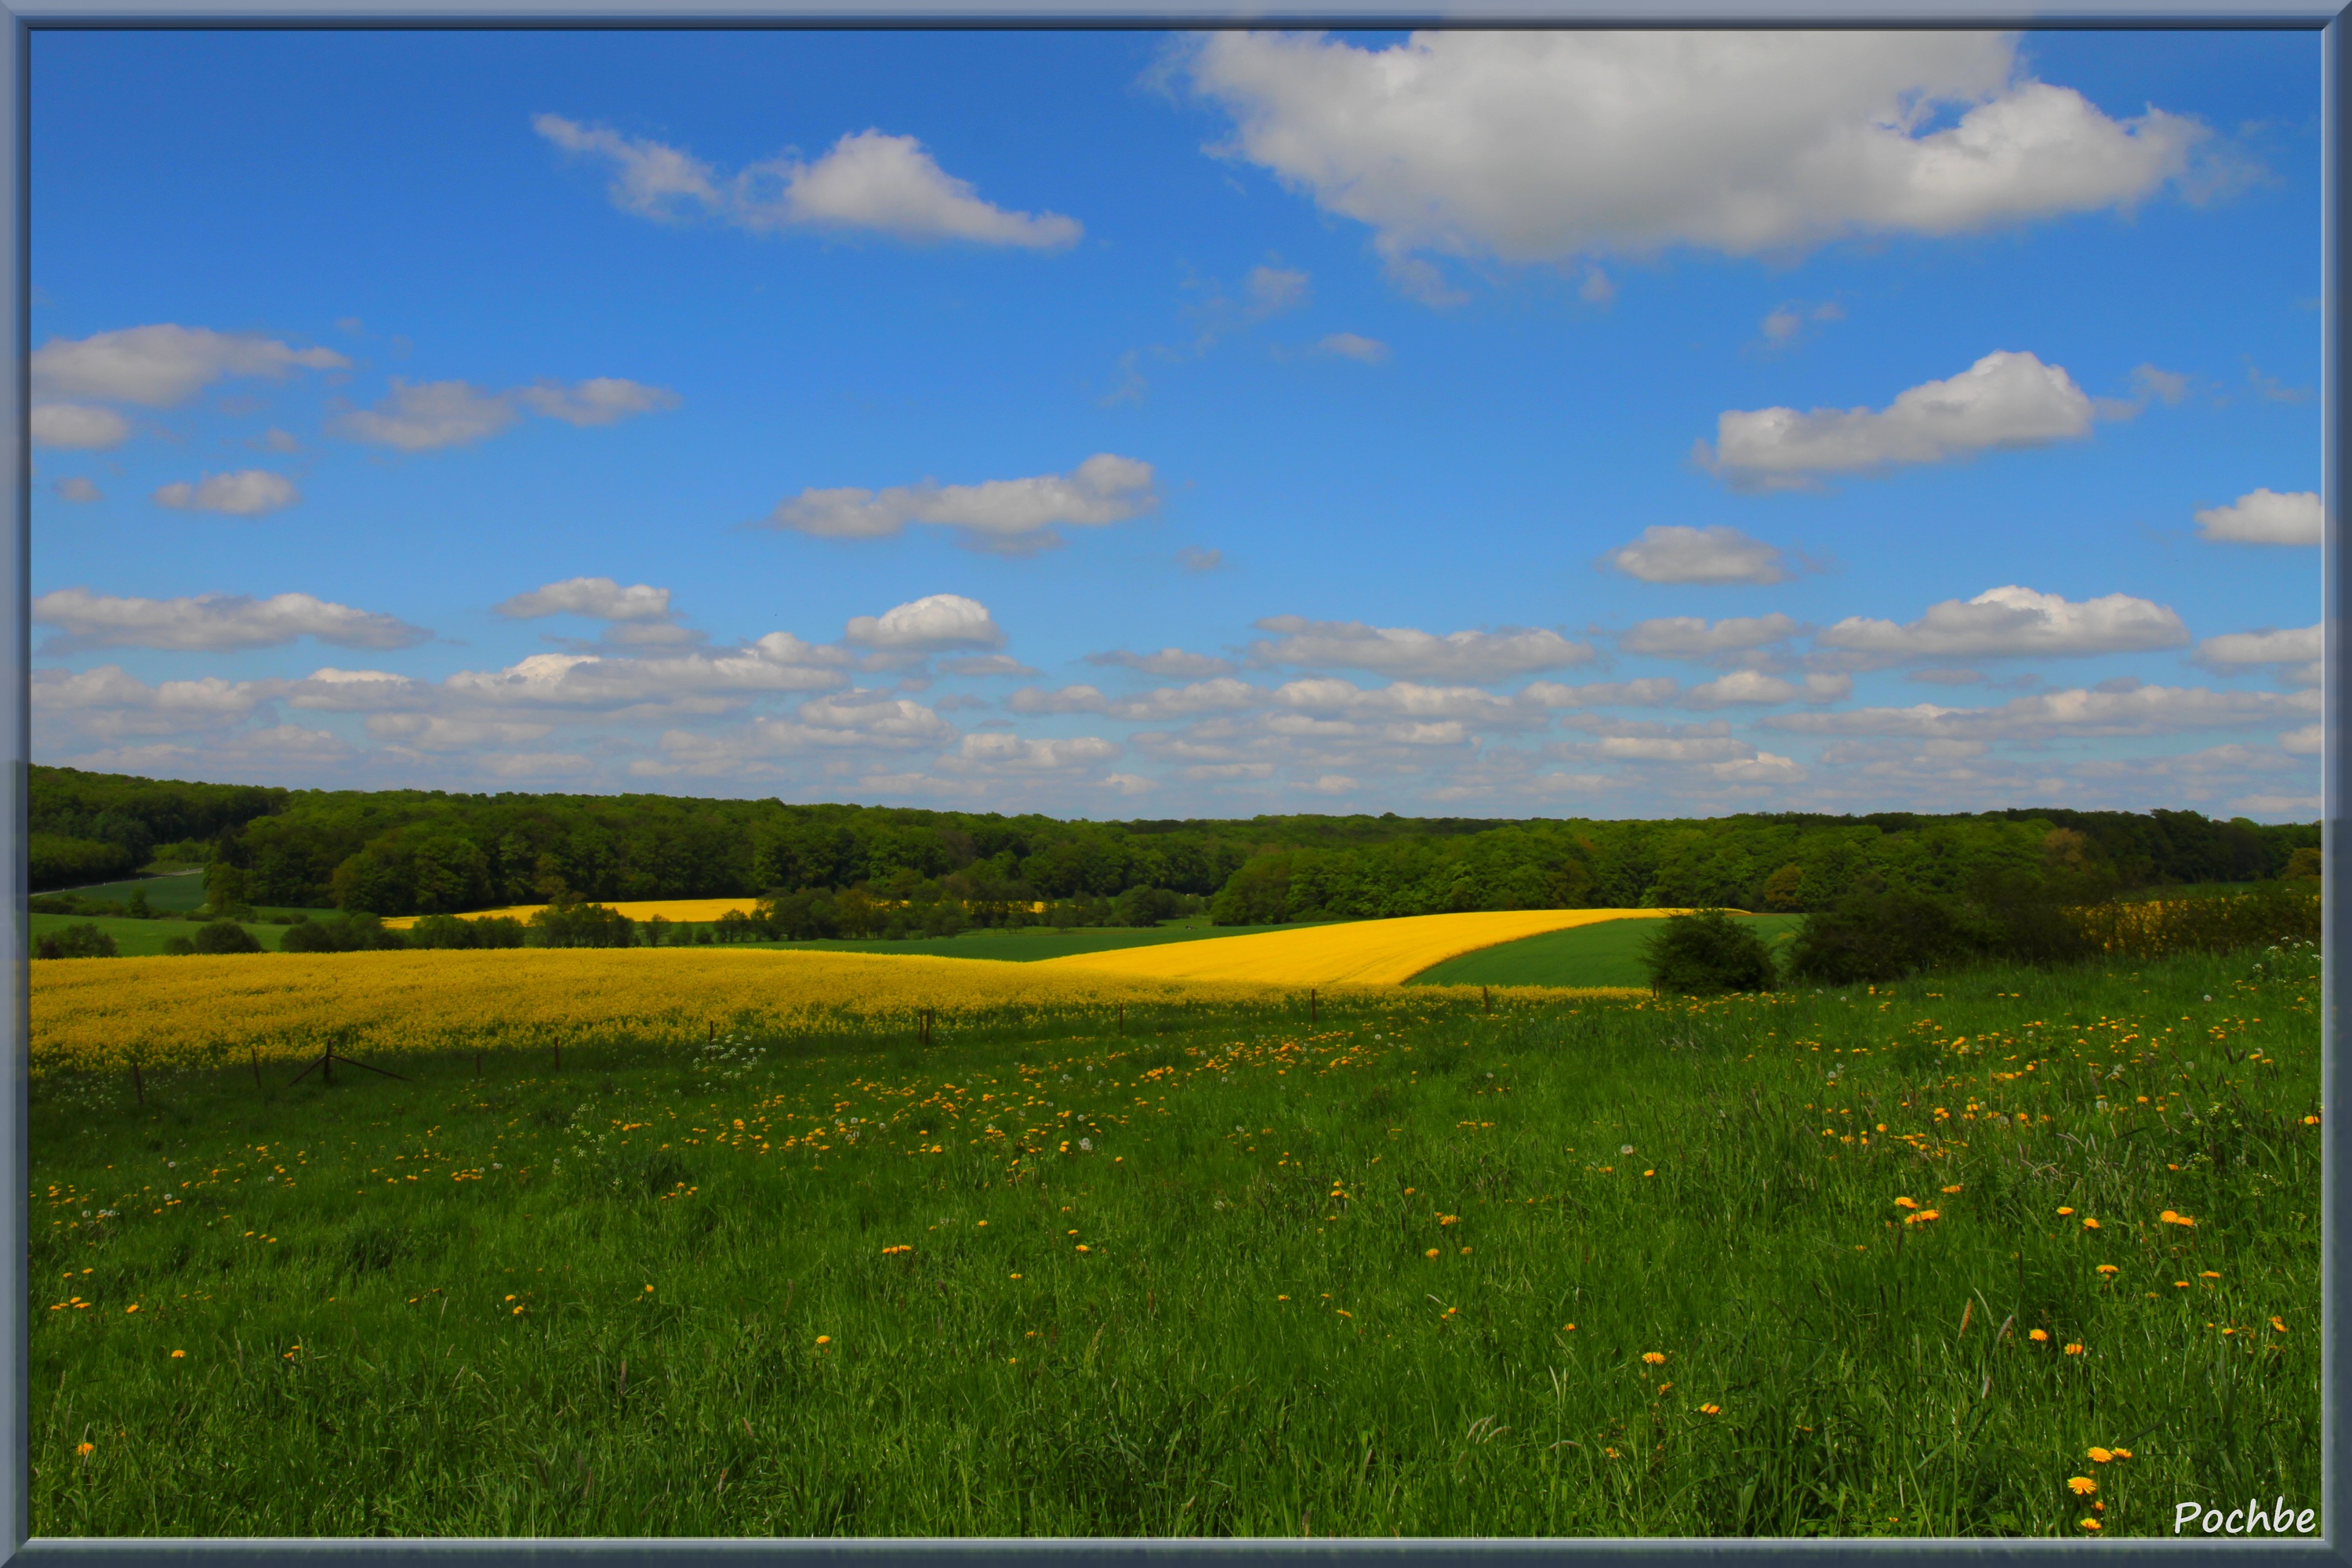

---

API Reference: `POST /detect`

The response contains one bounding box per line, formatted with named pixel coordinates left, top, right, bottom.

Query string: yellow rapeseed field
left=380, top=897, right=760, bottom=930
left=1036, top=908, right=1689, bottom=987
left=27, top=949, right=1335, bottom=1076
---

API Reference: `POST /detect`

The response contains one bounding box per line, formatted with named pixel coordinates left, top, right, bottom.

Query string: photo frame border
left=0, top=4, right=2339, bottom=1561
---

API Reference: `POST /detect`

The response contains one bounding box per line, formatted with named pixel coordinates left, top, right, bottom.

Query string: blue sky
left=28, top=28, right=2322, bottom=819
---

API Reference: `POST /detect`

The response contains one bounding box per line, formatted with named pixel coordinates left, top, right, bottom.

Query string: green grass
left=30, top=947, right=2319, bottom=1537
left=29, top=913, right=296, bottom=956
left=41, top=872, right=211, bottom=911
left=748, top=923, right=1308, bottom=962
left=1410, top=914, right=1806, bottom=989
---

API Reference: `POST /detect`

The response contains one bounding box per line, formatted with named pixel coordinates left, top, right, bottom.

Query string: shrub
left=191, top=920, right=264, bottom=955
left=528, top=898, right=635, bottom=949
left=1788, top=891, right=1967, bottom=985
left=1641, top=909, right=1777, bottom=995
left=472, top=916, right=527, bottom=949
left=162, top=935, right=195, bottom=956
left=1115, top=884, right=1187, bottom=927
left=35, top=923, right=118, bottom=960
left=280, top=913, right=405, bottom=953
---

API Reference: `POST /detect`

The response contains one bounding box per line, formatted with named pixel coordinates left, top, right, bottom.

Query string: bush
left=528, top=898, right=635, bottom=949
left=1641, top=909, right=1777, bottom=995
left=473, top=916, right=527, bottom=949
left=281, top=912, right=406, bottom=953
left=35, top=922, right=118, bottom=960
left=162, top=935, right=195, bottom=956
left=407, top=913, right=482, bottom=949
left=1788, top=891, right=1968, bottom=985
left=1115, top=884, right=1186, bottom=927
left=191, top=920, right=264, bottom=955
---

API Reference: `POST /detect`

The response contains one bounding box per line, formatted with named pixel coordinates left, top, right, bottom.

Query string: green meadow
left=30, top=946, right=2319, bottom=1537
left=1410, top=913, right=1806, bottom=989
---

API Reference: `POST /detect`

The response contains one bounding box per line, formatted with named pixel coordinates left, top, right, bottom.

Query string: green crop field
left=1410, top=913, right=1806, bottom=989
left=28, top=913, right=296, bottom=957
left=27, top=944, right=2318, bottom=1538
left=754, top=923, right=1312, bottom=962
left=40, top=873, right=211, bottom=911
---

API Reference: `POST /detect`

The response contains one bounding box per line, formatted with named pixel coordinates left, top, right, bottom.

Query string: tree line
left=28, top=764, right=2320, bottom=922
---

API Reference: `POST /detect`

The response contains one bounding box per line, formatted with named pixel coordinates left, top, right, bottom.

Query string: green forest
left=29, top=764, right=2318, bottom=929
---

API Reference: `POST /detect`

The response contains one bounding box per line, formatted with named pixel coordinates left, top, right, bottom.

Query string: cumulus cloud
left=938, top=654, right=1039, bottom=677
left=2194, top=488, right=2321, bottom=546
left=1619, top=612, right=1802, bottom=658
left=52, top=477, right=102, bottom=503
left=1523, top=677, right=1682, bottom=708
left=32, top=324, right=348, bottom=407
left=1766, top=682, right=2318, bottom=740
left=1185, top=32, right=2205, bottom=291
left=1087, top=648, right=1238, bottom=678
left=152, top=470, right=299, bottom=517
left=1008, top=678, right=1265, bottom=722
left=1250, top=615, right=1593, bottom=681
left=332, top=376, right=675, bottom=452
left=2280, top=722, right=2323, bottom=756
left=32, top=664, right=272, bottom=742
left=1817, top=585, right=2188, bottom=662
left=1272, top=677, right=1542, bottom=730
left=2196, top=622, right=2321, bottom=688
left=513, top=377, right=681, bottom=426
left=768, top=454, right=1156, bottom=554
left=333, top=379, right=520, bottom=452
left=1176, top=547, right=1225, bottom=572
left=842, top=594, right=1005, bottom=653
left=1701, top=350, right=2096, bottom=488
left=441, top=637, right=849, bottom=713
left=1602, top=525, right=1791, bottom=585
left=366, top=714, right=557, bottom=752
left=536, top=116, right=1081, bottom=249
left=1684, top=669, right=1851, bottom=706
left=1313, top=332, right=1390, bottom=363
left=31, top=404, right=131, bottom=450
left=495, top=577, right=673, bottom=622
left=943, top=733, right=1122, bottom=772
left=34, top=587, right=430, bottom=654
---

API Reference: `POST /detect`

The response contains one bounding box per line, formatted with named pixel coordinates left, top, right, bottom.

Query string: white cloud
left=1619, top=612, right=1802, bottom=658
left=536, top=116, right=1081, bottom=249
left=495, top=577, right=673, bottom=622
left=1702, top=350, right=2096, bottom=488
left=1710, top=751, right=1806, bottom=782
left=1294, top=774, right=1359, bottom=795
left=32, top=664, right=273, bottom=743
left=2281, top=722, right=2324, bottom=756
left=1523, top=677, right=1682, bottom=708
left=2130, top=364, right=2191, bottom=405
left=1592, top=734, right=1755, bottom=763
left=1314, top=332, right=1390, bottom=364
left=34, top=587, right=429, bottom=653
left=944, top=733, right=1121, bottom=772
left=51, top=477, right=102, bottom=503
left=1176, top=547, right=1225, bottom=572
left=1603, top=524, right=1791, bottom=585
left=31, top=324, right=348, bottom=407
left=1008, top=678, right=1266, bottom=722
left=768, top=454, right=1156, bottom=553
left=1766, top=682, right=2318, bottom=740
left=1087, top=648, right=1237, bottom=678
left=30, top=404, right=130, bottom=449
left=2196, top=622, right=2321, bottom=688
left=1007, top=684, right=1111, bottom=716
left=152, top=470, right=299, bottom=517
left=1101, top=772, right=1156, bottom=795
left=1818, top=585, right=2188, bottom=662
left=1247, top=264, right=1312, bottom=314
left=843, top=593, right=1004, bottom=653
left=1250, top=615, right=1593, bottom=681
left=1185, top=32, right=2203, bottom=289
left=1272, top=677, right=1541, bottom=729
left=938, top=655, right=1039, bottom=677
left=1684, top=669, right=1851, bottom=706
left=2230, top=793, right=2320, bottom=818
left=332, top=379, right=520, bottom=452
left=514, top=377, right=681, bottom=426
left=442, top=639, right=849, bottom=712
left=2194, top=488, right=2321, bottom=546
left=366, top=714, right=557, bottom=751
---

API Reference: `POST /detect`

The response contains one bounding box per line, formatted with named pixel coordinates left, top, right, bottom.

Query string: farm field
left=757, top=924, right=1304, bottom=962
left=1410, top=914, right=1806, bottom=989
left=41, top=871, right=209, bottom=910
left=382, top=898, right=763, bottom=930
left=28, top=913, right=296, bottom=957
left=27, top=946, right=2318, bottom=1537
left=1040, top=909, right=1688, bottom=988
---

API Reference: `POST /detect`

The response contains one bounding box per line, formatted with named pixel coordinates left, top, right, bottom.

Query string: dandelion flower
left=1642, top=1352, right=1667, bottom=1365
left=643, top=1285, right=654, bottom=1294
left=169, top=1350, right=184, bottom=1359
left=1895, top=1196, right=1919, bottom=1210
left=1277, top=1295, right=1289, bottom=1301
left=2029, top=1329, right=2049, bottom=1342
left=1425, top=1248, right=1440, bottom=1258
left=2080, top=1519, right=2102, bottom=1532
left=1460, top=1246, right=1472, bottom=1255
left=1700, top=1404, right=1721, bottom=1415
left=2200, top=1270, right=2220, bottom=1279
left=815, top=1335, right=831, bottom=1345
left=2096, top=1265, right=2120, bottom=1276
left=2082, top=1218, right=2100, bottom=1229
left=2112, top=1449, right=2132, bottom=1460
left=1563, top=1324, right=1576, bottom=1332
left=1941, top=1185, right=1962, bottom=1194
left=1621, top=1145, right=1635, bottom=1156
left=75, top=1443, right=92, bottom=1457
left=2063, top=1343, right=2085, bottom=1355
left=2057, top=1207, right=2074, bottom=1216
left=2273, top=1317, right=2288, bottom=1333
left=2068, top=1477, right=2096, bottom=1497
left=2088, top=1448, right=2113, bottom=1463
